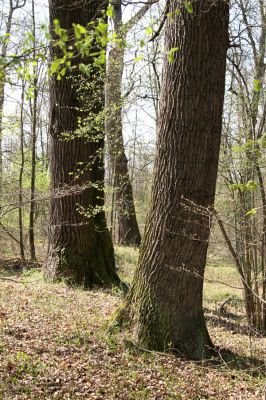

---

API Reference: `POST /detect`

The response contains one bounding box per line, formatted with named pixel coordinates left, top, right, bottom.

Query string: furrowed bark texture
left=105, top=1, right=141, bottom=247
left=45, top=0, right=120, bottom=287
left=117, top=0, right=229, bottom=359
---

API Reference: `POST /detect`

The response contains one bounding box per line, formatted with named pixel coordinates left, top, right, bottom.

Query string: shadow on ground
left=0, top=258, right=41, bottom=277
left=209, top=347, right=266, bottom=378
left=206, top=313, right=264, bottom=339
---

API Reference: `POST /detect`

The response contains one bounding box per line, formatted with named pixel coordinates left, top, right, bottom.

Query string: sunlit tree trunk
left=116, top=0, right=229, bottom=359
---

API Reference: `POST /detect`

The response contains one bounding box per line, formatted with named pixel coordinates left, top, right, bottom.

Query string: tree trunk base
left=44, top=224, right=121, bottom=288
left=113, top=291, right=214, bottom=360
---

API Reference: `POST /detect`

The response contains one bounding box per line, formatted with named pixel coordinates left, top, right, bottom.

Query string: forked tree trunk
left=44, top=0, right=120, bottom=287
left=116, top=0, right=229, bottom=359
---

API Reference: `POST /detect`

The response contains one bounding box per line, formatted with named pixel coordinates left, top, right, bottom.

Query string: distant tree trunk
left=105, top=1, right=144, bottom=247
left=221, top=0, right=266, bottom=334
left=116, top=0, right=229, bottom=359
left=44, top=0, right=120, bottom=287
left=19, top=80, right=26, bottom=264
left=0, top=1, right=15, bottom=198
left=0, top=0, right=26, bottom=198
left=29, top=0, right=37, bottom=261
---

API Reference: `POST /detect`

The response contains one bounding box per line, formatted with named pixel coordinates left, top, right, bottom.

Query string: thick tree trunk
left=116, top=0, right=229, bottom=359
left=105, top=1, right=141, bottom=247
left=44, top=0, right=120, bottom=287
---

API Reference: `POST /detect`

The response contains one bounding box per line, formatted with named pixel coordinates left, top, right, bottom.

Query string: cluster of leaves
left=0, top=1, right=199, bottom=87
left=50, top=7, right=120, bottom=80
left=0, top=28, right=46, bottom=97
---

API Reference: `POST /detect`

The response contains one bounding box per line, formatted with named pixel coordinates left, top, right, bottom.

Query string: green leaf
left=134, top=54, right=144, bottom=62
left=167, top=47, right=179, bottom=63
left=245, top=208, right=257, bottom=217
left=60, top=67, right=66, bottom=77
left=145, top=26, right=153, bottom=36
left=184, top=1, right=193, bottom=13
left=254, top=79, right=261, bottom=92
left=98, top=50, right=106, bottom=65
left=77, top=24, right=86, bottom=34
left=50, top=59, right=61, bottom=74
left=245, top=180, right=258, bottom=191
left=26, top=87, right=34, bottom=99
left=229, top=181, right=258, bottom=193
left=97, top=21, right=108, bottom=34
left=106, top=4, right=113, bottom=17
left=73, top=23, right=86, bottom=39
left=79, top=63, right=90, bottom=75
left=139, top=39, right=145, bottom=48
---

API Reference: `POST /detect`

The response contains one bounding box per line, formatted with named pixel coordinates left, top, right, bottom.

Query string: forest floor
left=0, top=246, right=265, bottom=399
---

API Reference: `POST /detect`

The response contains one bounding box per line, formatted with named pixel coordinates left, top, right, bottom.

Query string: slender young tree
left=217, top=0, right=266, bottom=333
left=18, top=79, right=26, bottom=264
left=44, top=0, right=121, bottom=286
left=29, top=0, right=37, bottom=261
left=0, top=0, right=26, bottom=197
left=115, top=0, right=229, bottom=359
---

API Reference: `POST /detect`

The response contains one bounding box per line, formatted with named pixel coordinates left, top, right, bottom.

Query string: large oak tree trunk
left=44, top=0, right=120, bottom=287
left=116, top=0, right=229, bottom=359
left=105, top=1, right=141, bottom=247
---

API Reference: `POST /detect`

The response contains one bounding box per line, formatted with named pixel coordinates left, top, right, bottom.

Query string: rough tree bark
left=115, top=0, right=229, bottom=359
left=106, top=1, right=153, bottom=247
left=44, top=0, right=120, bottom=287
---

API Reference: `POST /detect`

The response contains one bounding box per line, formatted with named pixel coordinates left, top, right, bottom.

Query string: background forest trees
left=217, top=0, right=266, bottom=333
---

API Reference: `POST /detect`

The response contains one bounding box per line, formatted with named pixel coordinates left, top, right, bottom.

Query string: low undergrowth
left=0, top=250, right=265, bottom=399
